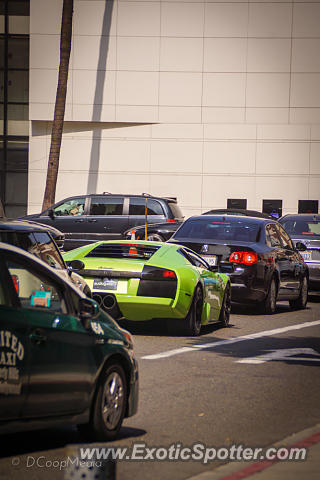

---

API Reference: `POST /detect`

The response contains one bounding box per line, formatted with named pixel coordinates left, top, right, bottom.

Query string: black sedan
left=169, top=215, right=309, bottom=314
left=123, top=209, right=274, bottom=242
left=279, top=214, right=320, bottom=291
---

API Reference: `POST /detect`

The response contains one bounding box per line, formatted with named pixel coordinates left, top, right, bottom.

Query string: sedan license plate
left=93, top=277, right=118, bottom=290
left=300, top=251, right=312, bottom=262
left=202, top=255, right=217, bottom=266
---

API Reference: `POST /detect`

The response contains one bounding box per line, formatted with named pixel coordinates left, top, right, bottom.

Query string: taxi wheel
left=184, top=286, right=203, bottom=336
left=289, top=275, right=308, bottom=310
left=219, top=284, right=231, bottom=327
left=90, top=363, right=127, bottom=441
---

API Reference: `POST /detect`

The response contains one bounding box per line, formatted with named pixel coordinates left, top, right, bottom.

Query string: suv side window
left=129, top=198, right=164, bottom=216
left=276, top=224, right=294, bottom=250
left=266, top=224, right=281, bottom=248
left=6, top=259, right=67, bottom=314
left=52, top=198, right=85, bottom=217
left=89, top=197, right=123, bottom=216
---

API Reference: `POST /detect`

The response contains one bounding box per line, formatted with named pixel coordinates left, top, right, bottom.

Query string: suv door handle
left=88, top=219, right=97, bottom=223
left=75, top=219, right=84, bottom=223
left=29, top=329, right=47, bottom=345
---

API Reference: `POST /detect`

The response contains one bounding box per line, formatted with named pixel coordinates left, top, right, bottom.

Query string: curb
left=186, top=423, right=320, bottom=480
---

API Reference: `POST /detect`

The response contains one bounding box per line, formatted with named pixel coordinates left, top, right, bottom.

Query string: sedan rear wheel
left=264, top=277, right=277, bottom=314
left=184, top=286, right=203, bottom=336
left=289, top=275, right=308, bottom=310
left=219, top=284, right=231, bottom=327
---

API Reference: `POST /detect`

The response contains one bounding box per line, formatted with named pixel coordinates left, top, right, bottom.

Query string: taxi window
left=6, top=261, right=67, bottom=314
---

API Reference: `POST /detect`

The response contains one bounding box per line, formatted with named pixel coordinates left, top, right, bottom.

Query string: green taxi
left=0, top=242, right=138, bottom=440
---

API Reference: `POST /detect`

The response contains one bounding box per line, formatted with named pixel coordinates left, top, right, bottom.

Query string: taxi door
left=4, top=255, right=95, bottom=418
left=0, top=255, right=30, bottom=420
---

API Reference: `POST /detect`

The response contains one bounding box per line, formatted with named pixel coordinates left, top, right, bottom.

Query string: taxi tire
left=81, top=363, right=127, bottom=441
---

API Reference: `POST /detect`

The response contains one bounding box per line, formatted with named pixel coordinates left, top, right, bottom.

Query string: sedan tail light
left=229, top=251, right=258, bottom=265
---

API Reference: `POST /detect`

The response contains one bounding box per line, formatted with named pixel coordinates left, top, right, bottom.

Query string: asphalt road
left=1, top=296, right=320, bottom=480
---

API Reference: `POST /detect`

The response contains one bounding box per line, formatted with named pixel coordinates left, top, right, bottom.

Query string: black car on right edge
left=279, top=214, right=320, bottom=292
left=169, top=215, right=308, bottom=314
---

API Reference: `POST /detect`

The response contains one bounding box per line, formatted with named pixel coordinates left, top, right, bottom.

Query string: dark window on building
left=298, top=200, right=319, bottom=214
left=227, top=198, right=247, bottom=209
left=0, top=0, right=30, bottom=218
left=263, top=200, right=282, bottom=219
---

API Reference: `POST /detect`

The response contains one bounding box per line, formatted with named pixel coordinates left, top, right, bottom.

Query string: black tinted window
left=90, top=197, right=123, bottom=216
left=85, top=243, right=160, bottom=260
left=0, top=231, right=35, bottom=251
left=32, top=232, right=65, bottom=269
left=174, top=219, right=260, bottom=242
left=0, top=231, right=65, bottom=270
left=129, top=198, right=164, bottom=216
left=168, top=202, right=184, bottom=220
left=281, top=217, right=320, bottom=236
left=276, top=225, right=293, bottom=249
left=266, top=224, right=281, bottom=247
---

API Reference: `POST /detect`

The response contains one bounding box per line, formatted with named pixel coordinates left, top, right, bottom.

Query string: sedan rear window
left=174, top=219, right=260, bottom=242
left=85, top=243, right=160, bottom=260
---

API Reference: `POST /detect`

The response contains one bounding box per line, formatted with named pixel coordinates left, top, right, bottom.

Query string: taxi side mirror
left=79, top=298, right=99, bottom=329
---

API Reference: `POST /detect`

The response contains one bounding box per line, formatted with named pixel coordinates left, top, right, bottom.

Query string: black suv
left=23, top=193, right=184, bottom=250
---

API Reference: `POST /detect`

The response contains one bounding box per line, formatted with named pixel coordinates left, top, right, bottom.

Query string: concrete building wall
left=29, top=0, right=320, bottom=217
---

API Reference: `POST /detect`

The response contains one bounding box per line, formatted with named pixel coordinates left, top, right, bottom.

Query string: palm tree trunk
left=42, top=0, right=73, bottom=211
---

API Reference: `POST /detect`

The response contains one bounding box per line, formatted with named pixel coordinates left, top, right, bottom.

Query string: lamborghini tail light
left=138, top=265, right=177, bottom=298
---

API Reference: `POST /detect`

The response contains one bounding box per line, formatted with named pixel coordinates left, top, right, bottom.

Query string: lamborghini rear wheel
left=184, top=286, right=203, bottom=336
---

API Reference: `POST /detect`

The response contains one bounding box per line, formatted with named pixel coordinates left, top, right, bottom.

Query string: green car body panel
left=63, top=241, right=230, bottom=325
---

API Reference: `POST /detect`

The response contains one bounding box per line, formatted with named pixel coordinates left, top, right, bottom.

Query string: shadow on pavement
left=0, top=426, right=146, bottom=458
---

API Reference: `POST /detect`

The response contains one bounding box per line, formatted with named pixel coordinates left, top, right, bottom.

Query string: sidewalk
left=187, top=424, right=320, bottom=480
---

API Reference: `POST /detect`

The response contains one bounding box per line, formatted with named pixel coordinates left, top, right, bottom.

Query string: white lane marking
left=141, top=320, right=320, bottom=360
left=237, top=348, right=320, bottom=364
